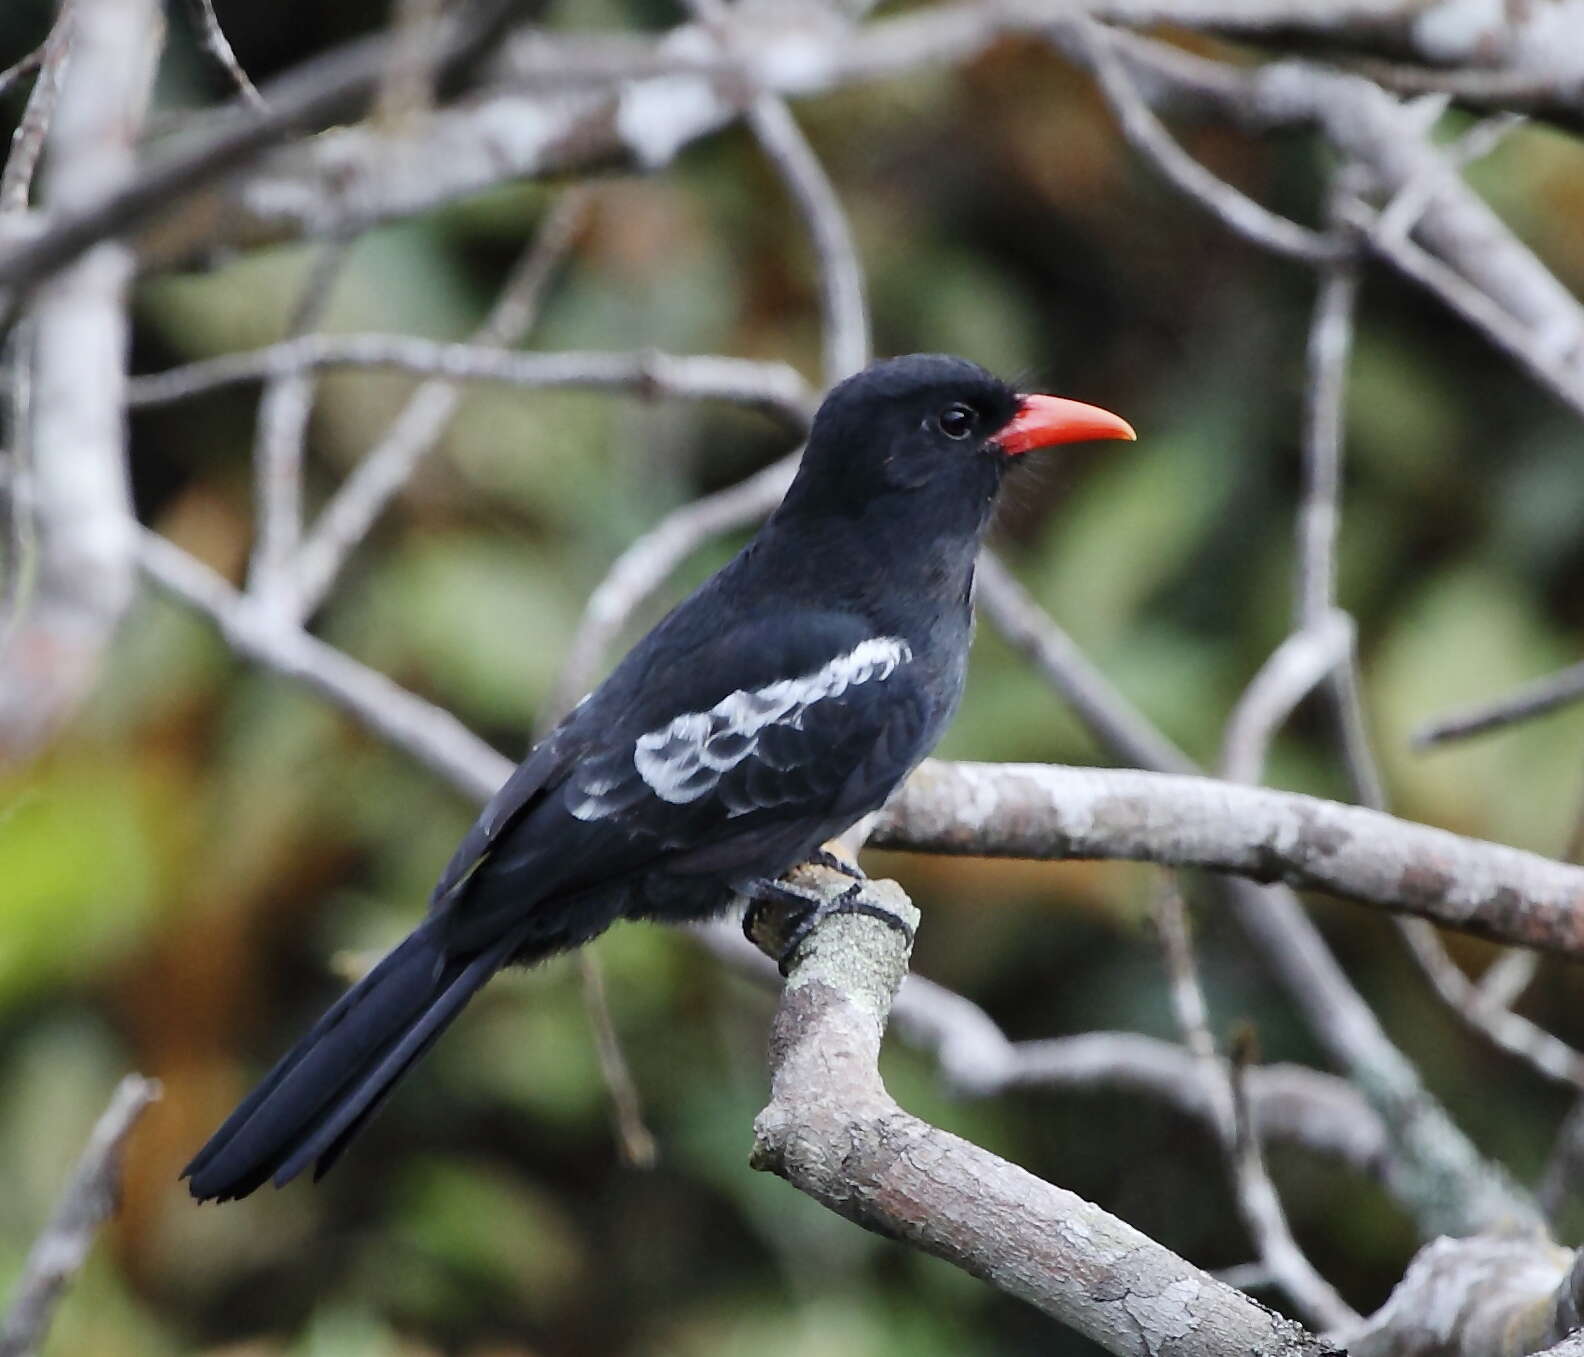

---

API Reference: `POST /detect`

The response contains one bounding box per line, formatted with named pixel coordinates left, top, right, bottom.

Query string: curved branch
left=747, top=866, right=1339, bottom=1356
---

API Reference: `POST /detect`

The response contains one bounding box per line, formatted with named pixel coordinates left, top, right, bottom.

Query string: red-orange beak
left=993, top=393, right=1137, bottom=455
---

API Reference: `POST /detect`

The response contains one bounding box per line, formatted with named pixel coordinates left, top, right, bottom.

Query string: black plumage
left=184, top=353, right=1134, bottom=1202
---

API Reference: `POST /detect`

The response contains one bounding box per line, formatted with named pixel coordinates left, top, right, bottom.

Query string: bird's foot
left=740, top=869, right=913, bottom=976
left=808, top=846, right=866, bottom=880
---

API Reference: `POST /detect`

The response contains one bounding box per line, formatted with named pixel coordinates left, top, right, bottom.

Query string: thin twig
left=292, top=190, right=593, bottom=619
left=128, top=339, right=815, bottom=428
left=139, top=531, right=511, bottom=801
left=248, top=237, right=352, bottom=616
left=374, top=0, right=442, bottom=127
left=972, top=552, right=1197, bottom=776
left=545, top=451, right=800, bottom=719
left=1353, top=206, right=1584, bottom=425
left=0, top=1074, right=161, bottom=1357
left=576, top=951, right=658, bottom=1169
left=0, top=45, right=46, bottom=103
left=1413, top=660, right=1584, bottom=750
left=183, top=0, right=266, bottom=112
left=742, top=92, right=869, bottom=384
left=1296, top=188, right=1363, bottom=632
left=1397, top=921, right=1584, bottom=1089
left=1154, top=886, right=1359, bottom=1333
left=0, top=5, right=75, bottom=217
left=1076, top=19, right=1343, bottom=265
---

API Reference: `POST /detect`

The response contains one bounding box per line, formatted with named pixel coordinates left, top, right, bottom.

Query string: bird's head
left=785, top=354, right=1135, bottom=526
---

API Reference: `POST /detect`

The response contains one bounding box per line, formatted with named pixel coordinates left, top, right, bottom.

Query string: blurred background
left=4, top=0, right=1584, bottom=1353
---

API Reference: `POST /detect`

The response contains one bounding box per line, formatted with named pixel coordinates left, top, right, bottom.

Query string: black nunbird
left=185, top=353, right=1135, bottom=1202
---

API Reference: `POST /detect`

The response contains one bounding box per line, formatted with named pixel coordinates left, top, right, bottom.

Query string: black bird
left=184, top=353, right=1135, bottom=1202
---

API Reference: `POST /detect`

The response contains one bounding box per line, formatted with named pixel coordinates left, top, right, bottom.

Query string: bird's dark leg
left=739, top=871, right=913, bottom=976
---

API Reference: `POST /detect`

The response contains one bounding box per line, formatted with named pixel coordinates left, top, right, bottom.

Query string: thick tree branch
left=0, top=0, right=160, bottom=763
left=876, top=761, right=1584, bottom=961
left=746, top=866, right=1339, bottom=1356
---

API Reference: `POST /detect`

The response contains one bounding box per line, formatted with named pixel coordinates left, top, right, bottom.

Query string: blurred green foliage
left=4, top=2, right=1584, bottom=1354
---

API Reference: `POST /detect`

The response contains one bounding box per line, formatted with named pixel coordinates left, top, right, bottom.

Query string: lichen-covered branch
left=876, top=760, right=1584, bottom=960
left=745, top=866, right=1340, bottom=1356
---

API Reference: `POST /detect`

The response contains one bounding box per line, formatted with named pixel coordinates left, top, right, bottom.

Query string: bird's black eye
left=937, top=403, right=977, bottom=440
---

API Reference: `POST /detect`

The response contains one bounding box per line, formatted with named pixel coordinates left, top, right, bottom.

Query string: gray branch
left=746, top=866, right=1340, bottom=1356
left=127, top=337, right=813, bottom=430
left=0, top=0, right=161, bottom=764
left=0, top=1075, right=161, bottom=1357
left=876, top=760, right=1584, bottom=961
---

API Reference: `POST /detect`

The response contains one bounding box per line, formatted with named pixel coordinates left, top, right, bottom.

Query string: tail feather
left=184, top=921, right=519, bottom=1202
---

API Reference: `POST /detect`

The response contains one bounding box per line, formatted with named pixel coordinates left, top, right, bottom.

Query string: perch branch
left=876, top=760, right=1584, bottom=962
left=745, top=866, right=1339, bottom=1356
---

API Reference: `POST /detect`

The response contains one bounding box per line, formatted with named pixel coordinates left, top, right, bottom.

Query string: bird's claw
left=740, top=874, right=914, bottom=976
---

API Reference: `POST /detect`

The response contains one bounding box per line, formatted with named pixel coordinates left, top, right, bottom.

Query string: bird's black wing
left=429, top=611, right=938, bottom=947
left=552, top=616, right=936, bottom=877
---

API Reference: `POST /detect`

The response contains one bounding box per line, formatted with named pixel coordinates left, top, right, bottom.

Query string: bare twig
left=1153, top=885, right=1358, bottom=1332
left=183, top=0, right=266, bottom=112
left=576, top=951, right=658, bottom=1170
left=1414, top=661, right=1584, bottom=750
left=0, top=0, right=515, bottom=297
left=128, top=339, right=814, bottom=428
left=374, top=0, right=443, bottom=127
left=545, top=451, right=800, bottom=719
left=973, top=553, right=1197, bottom=776
left=1220, top=613, right=1353, bottom=785
left=743, top=94, right=868, bottom=384
left=1397, top=921, right=1584, bottom=1089
left=747, top=867, right=1339, bottom=1356
left=0, top=5, right=75, bottom=217
left=0, top=45, right=46, bottom=103
left=0, top=1074, right=161, bottom=1357
left=685, top=0, right=870, bottom=384
left=293, top=190, right=593, bottom=619
left=1296, top=197, right=1362, bottom=631
left=138, top=531, right=511, bottom=802
left=248, top=237, right=352, bottom=617
left=1075, top=20, right=1343, bottom=265
left=1354, top=208, right=1584, bottom=425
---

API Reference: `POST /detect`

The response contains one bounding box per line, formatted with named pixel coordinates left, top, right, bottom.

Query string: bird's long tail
left=184, top=919, right=522, bottom=1202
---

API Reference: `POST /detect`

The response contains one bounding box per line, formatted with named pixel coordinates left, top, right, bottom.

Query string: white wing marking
left=568, top=637, right=911, bottom=819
